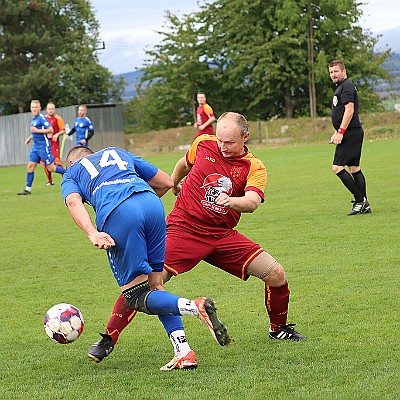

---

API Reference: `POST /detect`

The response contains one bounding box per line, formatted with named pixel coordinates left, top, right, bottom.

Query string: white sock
left=177, top=298, right=199, bottom=317
left=25, top=187, right=32, bottom=192
left=170, top=329, right=191, bottom=357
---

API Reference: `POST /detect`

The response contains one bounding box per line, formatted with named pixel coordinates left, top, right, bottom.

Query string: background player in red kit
left=89, top=112, right=305, bottom=364
left=194, top=92, right=215, bottom=137
left=44, top=102, right=65, bottom=186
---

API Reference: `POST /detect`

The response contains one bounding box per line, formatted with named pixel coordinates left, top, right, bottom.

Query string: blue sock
left=146, top=290, right=180, bottom=315
left=27, top=172, right=34, bottom=188
left=158, top=315, right=184, bottom=336
left=56, top=165, right=66, bottom=174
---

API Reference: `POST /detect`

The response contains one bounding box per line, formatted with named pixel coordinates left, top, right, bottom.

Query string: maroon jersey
left=196, top=104, right=215, bottom=136
left=167, top=135, right=266, bottom=233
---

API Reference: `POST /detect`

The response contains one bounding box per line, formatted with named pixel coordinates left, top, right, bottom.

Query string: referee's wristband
left=337, top=127, right=346, bottom=135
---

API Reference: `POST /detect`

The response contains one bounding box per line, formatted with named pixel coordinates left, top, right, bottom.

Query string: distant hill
left=376, top=26, right=400, bottom=53
left=116, top=27, right=400, bottom=103
left=117, top=70, right=143, bottom=102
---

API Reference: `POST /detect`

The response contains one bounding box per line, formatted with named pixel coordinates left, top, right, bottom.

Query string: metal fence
left=0, top=104, right=124, bottom=167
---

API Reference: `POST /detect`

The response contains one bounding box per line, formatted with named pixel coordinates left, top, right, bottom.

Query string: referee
left=328, top=60, right=371, bottom=215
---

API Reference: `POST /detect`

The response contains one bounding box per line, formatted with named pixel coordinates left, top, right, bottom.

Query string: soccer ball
left=44, top=303, right=84, bottom=344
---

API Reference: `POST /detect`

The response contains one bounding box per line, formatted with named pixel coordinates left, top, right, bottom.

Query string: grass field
left=1, top=139, right=399, bottom=400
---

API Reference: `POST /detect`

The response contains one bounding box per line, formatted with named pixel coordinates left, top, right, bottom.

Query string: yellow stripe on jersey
left=55, top=114, right=66, bottom=130
left=186, top=134, right=215, bottom=165
left=203, top=103, right=214, bottom=116
left=242, top=153, right=267, bottom=194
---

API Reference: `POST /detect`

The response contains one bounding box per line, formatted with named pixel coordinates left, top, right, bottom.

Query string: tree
left=0, top=0, right=124, bottom=114
left=127, top=0, right=391, bottom=129
left=199, top=0, right=391, bottom=118
left=126, top=11, right=219, bottom=130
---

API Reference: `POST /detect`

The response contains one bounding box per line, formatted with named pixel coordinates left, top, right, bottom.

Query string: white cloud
left=359, top=0, right=400, bottom=32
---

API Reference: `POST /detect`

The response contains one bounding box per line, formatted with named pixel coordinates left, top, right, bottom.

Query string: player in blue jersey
left=67, top=105, right=95, bottom=146
left=61, top=146, right=230, bottom=370
left=17, top=100, right=67, bottom=195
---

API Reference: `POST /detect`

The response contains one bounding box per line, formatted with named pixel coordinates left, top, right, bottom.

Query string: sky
left=89, top=0, right=400, bottom=75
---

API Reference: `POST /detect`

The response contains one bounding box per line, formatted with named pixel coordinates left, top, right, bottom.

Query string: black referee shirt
left=331, top=78, right=362, bottom=130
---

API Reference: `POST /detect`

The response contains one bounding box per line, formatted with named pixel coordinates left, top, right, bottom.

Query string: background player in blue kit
left=18, top=100, right=66, bottom=195
left=61, top=146, right=230, bottom=371
left=67, top=105, right=95, bottom=146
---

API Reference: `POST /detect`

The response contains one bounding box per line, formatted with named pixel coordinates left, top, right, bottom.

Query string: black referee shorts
left=333, top=128, right=364, bottom=167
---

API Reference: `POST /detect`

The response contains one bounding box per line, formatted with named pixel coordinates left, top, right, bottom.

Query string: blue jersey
left=31, top=113, right=52, bottom=147
left=61, top=147, right=158, bottom=230
left=73, top=116, right=94, bottom=144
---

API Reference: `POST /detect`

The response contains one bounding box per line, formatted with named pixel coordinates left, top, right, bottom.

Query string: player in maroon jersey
left=44, top=102, right=65, bottom=186
left=194, top=92, right=215, bottom=137
left=89, top=112, right=305, bottom=366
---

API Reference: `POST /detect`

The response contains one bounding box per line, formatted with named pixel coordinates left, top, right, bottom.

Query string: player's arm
left=31, top=125, right=53, bottom=135
left=86, top=129, right=95, bottom=141
left=65, top=192, right=115, bottom=250
left=340, top=102, right=354, bottom=130
left=215, top=190, right=261, bottom=213
left=24, top=135, right=33, bottom=145
left=53, top=116, right=66, bottom=140
left=67, top=127, right=76, bottom=136
left=147, top=169, right=174, bottom=198
left=201, top=115, right=216, bottom=129
left=171, top=156, right=192, bottom=196
left=332, top=102, right=354, bottom=144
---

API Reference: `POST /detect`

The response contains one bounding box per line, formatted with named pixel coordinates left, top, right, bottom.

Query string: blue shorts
left=104, top=191, right=166, bottom=287
left=28, top=145, right=55, bottom=166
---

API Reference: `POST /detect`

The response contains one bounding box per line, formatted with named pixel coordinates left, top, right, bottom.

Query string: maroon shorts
left=164, top=224, right=264, bottom=281
left=50, top=141, right=60, bottom=159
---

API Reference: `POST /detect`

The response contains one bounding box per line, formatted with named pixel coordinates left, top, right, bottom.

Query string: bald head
left=66, top=146, right=94, bottom=168
left=217, top=112, right=249, bottom=137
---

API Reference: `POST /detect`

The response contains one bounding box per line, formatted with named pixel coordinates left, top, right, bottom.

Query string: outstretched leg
left=247, top=251, right=305, bottom=340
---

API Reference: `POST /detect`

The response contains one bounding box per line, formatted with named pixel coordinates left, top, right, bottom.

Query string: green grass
left=125, top=111, right=400, bottom=156
left=1, top=140, right=399, bottom=399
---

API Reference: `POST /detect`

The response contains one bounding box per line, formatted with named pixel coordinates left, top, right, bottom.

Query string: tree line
left=1, top=0, right=392, bottom=129
left=0, top=0, right=124, bottom=114
left=126, top=0, right=391, bottom=131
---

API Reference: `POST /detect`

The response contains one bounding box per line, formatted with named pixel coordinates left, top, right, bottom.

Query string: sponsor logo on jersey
left=205, top=155, right=215, bottom=163
left=200, top=173, right=233, bottom=214
left=333, top=95, right=338, bottom=107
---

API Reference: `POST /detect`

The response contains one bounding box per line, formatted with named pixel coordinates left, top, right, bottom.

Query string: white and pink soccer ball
left=44, top=303, right=84, bottom=344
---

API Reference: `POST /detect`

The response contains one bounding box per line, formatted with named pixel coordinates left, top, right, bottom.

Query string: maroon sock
left=105, top=293, right=137, bottom=344
left=265, top=282, right=290, bottom=331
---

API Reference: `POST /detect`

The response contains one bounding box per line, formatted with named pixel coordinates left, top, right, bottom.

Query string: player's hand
left=80, top=139, right=87, bottom=145
left=52, top=134, right=59, bottom=142
left=148, top=271, right=164, bottom=290
left=89, top=232, right=115, bottom=250
left=332, top=132, right=343, bottom=145
left=215, top=192, right=232, bottom=208
left=172, top=183, right=182, bottom=196
left=24, top=136, right=32, bottom=145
